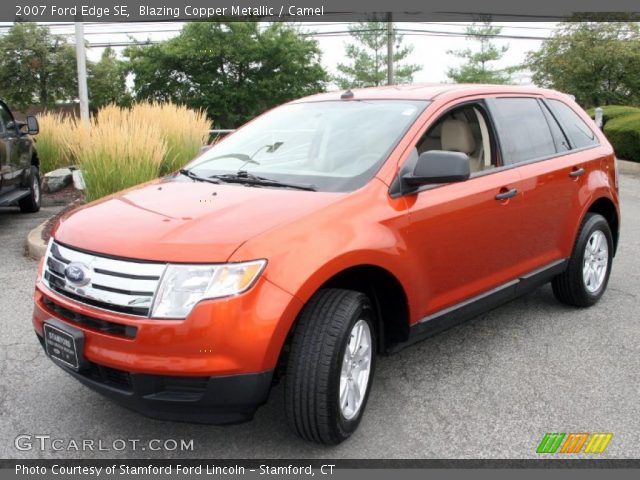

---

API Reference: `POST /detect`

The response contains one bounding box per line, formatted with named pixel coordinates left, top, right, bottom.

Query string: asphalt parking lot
left=1, top=174, right=639, bottom=460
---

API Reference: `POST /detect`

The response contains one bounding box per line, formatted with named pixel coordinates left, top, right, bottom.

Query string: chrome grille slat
left=43, top=241, right=166, bottom=317
left=52, top=242, right=166, bottom=278
left=89, top=271, right=158, bottom=294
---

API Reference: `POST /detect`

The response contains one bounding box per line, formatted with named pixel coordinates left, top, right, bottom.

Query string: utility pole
left=74, top=21, right=90, bottom=125
left=387, top=12, right=394, bottom=85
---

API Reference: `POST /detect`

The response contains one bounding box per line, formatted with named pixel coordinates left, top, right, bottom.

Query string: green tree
left=125, top=22, right=327, bottom=128
left=335, top=21, right=420, bottom=88
left=526, top=20, right=640, bottom=108
left=447, top=21, right=516, bottom=84
left=0, top=22, right=77, bottom=111
left=87, top=47, right=130, bottom=110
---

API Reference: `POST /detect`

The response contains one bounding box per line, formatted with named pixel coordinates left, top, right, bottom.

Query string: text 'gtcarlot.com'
left=14, top=434, right=194, bottom=452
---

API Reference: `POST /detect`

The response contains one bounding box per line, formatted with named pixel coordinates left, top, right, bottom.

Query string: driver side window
left=416, top=103, right=497, bottom=175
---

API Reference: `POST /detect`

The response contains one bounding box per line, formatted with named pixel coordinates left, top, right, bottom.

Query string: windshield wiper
left=210, top=171, right=316, bottom=191
left=207, top=153, right=259, bottom=165
left=178, top=168, right=222, bottom=184
left=190, top=142, right=285, bottom=171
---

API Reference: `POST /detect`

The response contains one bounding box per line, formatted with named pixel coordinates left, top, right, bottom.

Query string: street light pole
left=74, top=21, right=90, bottom=125
left=387, top=12, right=394, bottom=86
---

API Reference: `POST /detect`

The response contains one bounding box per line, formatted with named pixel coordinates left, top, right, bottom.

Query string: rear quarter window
left=547, top=99, right=599, bottom=149
left=490, top=97, right=558, bottom=165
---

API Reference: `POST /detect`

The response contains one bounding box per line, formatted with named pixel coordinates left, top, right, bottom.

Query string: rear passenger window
left=547, top=99, right=599, bottom=149
left=490, top=98, right=557, bottom=165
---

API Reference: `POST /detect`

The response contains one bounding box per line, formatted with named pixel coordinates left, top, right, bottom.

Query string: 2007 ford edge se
left=33, top=84, right=620, bottom=444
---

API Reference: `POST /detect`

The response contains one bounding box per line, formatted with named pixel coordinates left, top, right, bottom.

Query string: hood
left=53, top=177, right=343, bottom=262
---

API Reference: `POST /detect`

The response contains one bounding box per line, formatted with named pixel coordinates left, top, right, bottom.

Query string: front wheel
left=552, top=213, right=613, bottom=307
left=284, top=289, right=376, bottom=445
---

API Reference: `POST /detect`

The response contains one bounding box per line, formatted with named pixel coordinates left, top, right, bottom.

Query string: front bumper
left=32, top=273, right=303, bottom=423
left=33, top=275, right=302, bottom=375
left=36, top=331, right=272, bottom=424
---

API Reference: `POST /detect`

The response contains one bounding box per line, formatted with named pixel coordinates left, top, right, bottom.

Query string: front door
left=0, top=102, right=20, bottom=192
left=401, top=100, right=528, bottom=318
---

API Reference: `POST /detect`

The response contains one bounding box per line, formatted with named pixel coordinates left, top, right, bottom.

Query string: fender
left=229, top=177, right=414, bottom=307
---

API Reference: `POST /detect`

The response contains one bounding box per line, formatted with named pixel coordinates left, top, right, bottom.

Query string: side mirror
left=26, top=115, right=39, bottom=135
left=402, top=150, right=470, bottom=187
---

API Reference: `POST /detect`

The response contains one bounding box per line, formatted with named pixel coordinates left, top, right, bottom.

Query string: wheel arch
left=585, top=196, right=620, bottom=255
left=320, top=264, right=410, bottom=353
left=274, top=263, right=410, bottom=380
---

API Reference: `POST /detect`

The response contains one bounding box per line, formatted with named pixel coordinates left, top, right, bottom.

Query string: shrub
left=604, top=112, right=640, bottom=163
left=67, top=107, right=168, bottom=202
left=587, top=105, right=640, bottom=126
left=35, top=112, right=76, bottom=173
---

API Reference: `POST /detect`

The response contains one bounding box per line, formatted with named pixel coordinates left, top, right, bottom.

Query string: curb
left=27, top=219, right=49, bottom=260
left=617, top=159, right=640, bottom=175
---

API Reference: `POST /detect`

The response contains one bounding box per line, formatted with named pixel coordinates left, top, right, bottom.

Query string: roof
left=294, top=83, right=563, bottom=103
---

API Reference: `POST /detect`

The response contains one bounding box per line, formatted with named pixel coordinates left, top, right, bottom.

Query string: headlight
left=151, top=260, right=266, bottom=319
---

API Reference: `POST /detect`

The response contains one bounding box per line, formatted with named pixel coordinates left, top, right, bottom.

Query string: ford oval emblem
left=64, top=262, right=91, bottom=287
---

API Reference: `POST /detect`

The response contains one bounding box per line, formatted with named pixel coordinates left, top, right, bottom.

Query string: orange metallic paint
left=34, top=84, right=619, bottom=377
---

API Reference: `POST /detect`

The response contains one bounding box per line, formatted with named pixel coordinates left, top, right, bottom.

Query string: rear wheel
left=552, top=213, right=613, bottom=307
left=284, top=288, right=375, bottom=445
left=19, top=166, right=41, bottom=213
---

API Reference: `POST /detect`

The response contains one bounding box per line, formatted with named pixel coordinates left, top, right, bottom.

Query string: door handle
left=569, top=167, right=585, bottom=178
left=495, top=188, right=518, bottom=201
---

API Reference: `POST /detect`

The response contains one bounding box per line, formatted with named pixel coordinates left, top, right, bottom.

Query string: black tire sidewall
left=574, top=214, right=613, bottom=302
left=333, top=299, right=376, bottom=438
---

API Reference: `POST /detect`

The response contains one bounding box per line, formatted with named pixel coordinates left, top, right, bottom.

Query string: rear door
left=487, top=96, right=600, bottom=271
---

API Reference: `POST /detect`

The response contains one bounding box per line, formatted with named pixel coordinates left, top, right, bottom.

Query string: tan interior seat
left=441, top=119, right=483, bottom=173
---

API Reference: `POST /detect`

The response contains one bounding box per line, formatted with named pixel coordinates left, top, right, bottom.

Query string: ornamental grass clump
left=68, top=106, right=168, bottom=202
left=34, top=112, right=76, bottom=173
left=130, top=102, right=210, bottom=174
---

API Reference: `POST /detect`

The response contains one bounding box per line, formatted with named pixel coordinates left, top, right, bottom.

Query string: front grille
left=42, top=297, right=137, bottom=338
left=43, top=241, right=166, bottom=317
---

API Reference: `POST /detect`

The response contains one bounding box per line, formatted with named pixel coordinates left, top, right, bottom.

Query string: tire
left=18, top=166, right=41, bottom=213
left=285, top=288, right=376, bottom=445
left=552, top=213, right=613, bottom=307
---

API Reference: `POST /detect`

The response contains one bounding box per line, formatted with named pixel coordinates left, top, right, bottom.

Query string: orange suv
left=33, top=85, right=619, bottom=445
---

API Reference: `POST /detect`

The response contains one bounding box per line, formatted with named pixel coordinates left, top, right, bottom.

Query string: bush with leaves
left=603, top=112, right=640, bottom=163
left=587, top=105, right=640, bottom=127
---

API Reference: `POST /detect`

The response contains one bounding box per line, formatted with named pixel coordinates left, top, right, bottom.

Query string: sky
left=1, top=21, right=561, bottom=86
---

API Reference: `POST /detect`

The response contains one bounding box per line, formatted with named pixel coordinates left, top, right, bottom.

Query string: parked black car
left=0, top=99, right=40, bottom=213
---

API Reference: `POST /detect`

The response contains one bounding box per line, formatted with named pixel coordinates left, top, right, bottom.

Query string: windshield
left=187, top=100, right=428, bottom=192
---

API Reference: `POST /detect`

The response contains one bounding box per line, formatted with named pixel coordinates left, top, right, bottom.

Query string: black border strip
left=2, top=459, right=640, bottom=468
